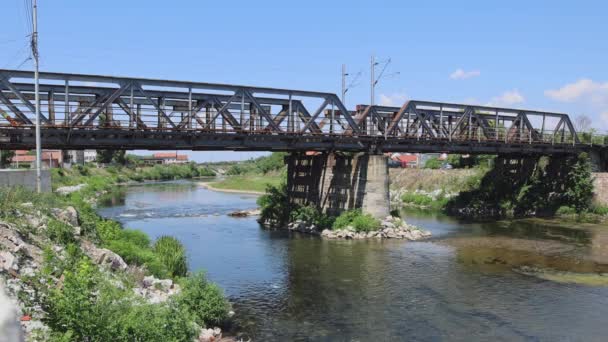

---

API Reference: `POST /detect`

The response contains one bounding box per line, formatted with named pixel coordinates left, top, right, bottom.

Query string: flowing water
left=98, top=180, right=608, bottom=341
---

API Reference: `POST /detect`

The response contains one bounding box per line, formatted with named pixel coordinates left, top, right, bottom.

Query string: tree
left=564, top=152, right=594, bottom=212
left=0, top=150, right=15, bottom=168
left=574, top=114, right=592, bottom=133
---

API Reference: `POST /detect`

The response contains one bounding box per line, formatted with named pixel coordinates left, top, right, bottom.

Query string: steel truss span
left=0, top=69, right=588, bottom=154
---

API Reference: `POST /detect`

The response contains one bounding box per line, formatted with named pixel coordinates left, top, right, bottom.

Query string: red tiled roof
left=11, top=155, right=35, bottom=163
left=153, top=152, right=178, bottom=158
left=394, top=155, right=418, bottom=163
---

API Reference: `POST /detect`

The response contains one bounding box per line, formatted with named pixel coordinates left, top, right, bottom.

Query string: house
left=11, top=150, right=63, bottom=168
left=142, top=152, right=189, bottom=165
left=390, top=153, right=419, bottom=168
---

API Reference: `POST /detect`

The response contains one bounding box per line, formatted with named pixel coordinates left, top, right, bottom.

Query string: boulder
left=0, top=223, right=43, bottom=264
left=197, top=327, right=222, bottom=342
left=0, top=251, right=18, bottom=273
left=81, top=241, right=127, bottom=271
left=55, top=184, right=86, bottom=196
left=51, top=206, right=79, bottom=228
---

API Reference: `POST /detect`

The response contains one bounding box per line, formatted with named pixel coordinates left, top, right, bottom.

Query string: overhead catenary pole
left=341, top=64, right=347, bottom=104
left=32, top=0, right=42, bottom=193
left=370, top=55, right=375, bottom=106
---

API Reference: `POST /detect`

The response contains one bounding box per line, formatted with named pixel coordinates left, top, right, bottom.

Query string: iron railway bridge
left=0, top=69, right=596, bottom=155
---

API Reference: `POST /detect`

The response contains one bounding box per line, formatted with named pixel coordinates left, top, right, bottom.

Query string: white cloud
left=545, top=79, right=608, bottom=105
left=546, top=79, right=608, bottom=130
left=450, top=68, right=481, bottom=80
left=379, top=93, right=407, bottom=106
left=486, top=89, right=525, bottom=107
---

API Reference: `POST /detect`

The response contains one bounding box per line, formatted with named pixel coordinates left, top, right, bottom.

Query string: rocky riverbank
left=287, top=215, right=432, bottom=240
left=0, top=184, right=236, bottom=341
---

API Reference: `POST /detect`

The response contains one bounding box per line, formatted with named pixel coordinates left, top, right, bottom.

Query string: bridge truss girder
left=0, top=69, right=583, bottom=153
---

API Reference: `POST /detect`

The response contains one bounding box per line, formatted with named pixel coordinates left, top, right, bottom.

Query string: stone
left=197, top=327, right=222, bottom=342
left=81, top=241, right=128, bottom=271
left=0, top=223, right=43, bottom=264
left=51, top=206, right=79, bottom=227
left=0, top=251, right=17, bottom=272
left=55, top=184, right=86, bottom=195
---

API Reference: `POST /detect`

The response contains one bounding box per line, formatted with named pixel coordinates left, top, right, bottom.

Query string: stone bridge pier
left=286, top=152, right=390, bottom=219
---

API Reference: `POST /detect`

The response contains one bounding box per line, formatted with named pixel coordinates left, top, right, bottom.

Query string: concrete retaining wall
left=0, top=169, right=51, bottom=192
left=593, top=172, right=608, bottom=206
left=287, top=153, right=390, bottom=218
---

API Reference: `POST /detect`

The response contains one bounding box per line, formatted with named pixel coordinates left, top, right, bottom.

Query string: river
left=97, top=180, right=608, bottom=341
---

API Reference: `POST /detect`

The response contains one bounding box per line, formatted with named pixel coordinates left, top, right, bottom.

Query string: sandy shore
left=197, top=182, right=264, bottom=195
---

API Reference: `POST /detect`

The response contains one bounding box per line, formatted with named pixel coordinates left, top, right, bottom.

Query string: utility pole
left=341, top=64, right=361, bottom=106
left=370, top=55, right=375, bottom=106
left=341, top=64, right=347, bottom=104
left=32, top=0, right=42, bottom=193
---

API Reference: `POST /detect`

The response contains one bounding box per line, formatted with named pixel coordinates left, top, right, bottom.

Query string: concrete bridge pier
left=286, top=152, right=390, bottom=219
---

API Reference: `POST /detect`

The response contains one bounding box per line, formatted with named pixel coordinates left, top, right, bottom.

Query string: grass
left=401, top=191, right=451, bottom=211
left=209, top=174, right=282, bottom=193
left=390, top=168, right=485, bottom=193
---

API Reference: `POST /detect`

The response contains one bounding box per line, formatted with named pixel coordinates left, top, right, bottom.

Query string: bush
left=590, top=205, right=608, bottom=216
left=401, top=192, right=433, bottom=206
left=424, top=157, right=442, bottom=169
left=42, top=257, right=196, bottom=341
left=96, top=219, right=122, bottom=243
left=105, top=239, right=168, bottom=278
left=290, top=205, right=334, bottom=229
left=154, top=236, right=188, bottom=278
left=556, top=206, right=577, bottom=215
left=257, top=183, right=290, bottom=226
left=332, top=209, right=380, bottom=232
left=46, top=219, right=76, bottom=245
left=177, top=272, right=229, bottom=327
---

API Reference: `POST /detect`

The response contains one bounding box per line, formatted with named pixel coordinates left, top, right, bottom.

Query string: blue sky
left=2, top=0, right=607, bottom=161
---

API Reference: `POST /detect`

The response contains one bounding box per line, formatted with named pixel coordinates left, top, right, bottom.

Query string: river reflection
left=98, top=181, right=608, bottom=341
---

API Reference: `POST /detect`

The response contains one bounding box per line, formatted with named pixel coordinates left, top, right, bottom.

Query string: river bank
left=0, top=166, right=236, bottom=341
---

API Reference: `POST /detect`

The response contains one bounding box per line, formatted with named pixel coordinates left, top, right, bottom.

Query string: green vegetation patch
left=332, top=209, right=380, bottom=232
left=211, top=174, right=282, bottom=193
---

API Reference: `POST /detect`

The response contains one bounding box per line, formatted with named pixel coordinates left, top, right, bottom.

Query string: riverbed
left=97, top=180, right=608, bottom=341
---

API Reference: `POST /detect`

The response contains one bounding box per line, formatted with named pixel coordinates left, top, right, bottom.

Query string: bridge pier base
left=286, top=152, right=390, bottom=219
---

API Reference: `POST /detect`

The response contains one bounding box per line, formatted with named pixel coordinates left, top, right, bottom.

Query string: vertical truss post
left=495, top=109, right=499, bottom=141
left=439, top=105, right=443, bottom=139
left=64, top=80, right=69, bottom=125
left=288, top=94, right=293, bottom=133
left=188, top=87, right=192, bottom=130
left=130, top=86, right=134, bottom=128
left=48, top=89, right=55, bottom=124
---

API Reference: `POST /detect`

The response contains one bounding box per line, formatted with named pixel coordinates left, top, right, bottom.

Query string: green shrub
left=42, top=257, right=196, bottom=341
left=177, top=272, right=229, bottom=327
left=154, top=236, right=188, bottom=278
left=119, top=229, right=151, bottom=248
left=290, top=205, right=334, bottom=229
left=424, top=157, right=442, bottom=169
left=332, top=209, right=380, bottom=232
left=350, top=214, right=380, bottom=232
left=257, top=183, right=290, bottom=226
left=590, top=205, right=608, bottom=216
left=96, top=219, right=122, bottom=243
left=556, top=206, right=577, bottom=215
left=401, top=192, right=434, bottom=206
left=105, top=239, right=168, bottom=278
left=46, top=219, right=76, bottom=245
